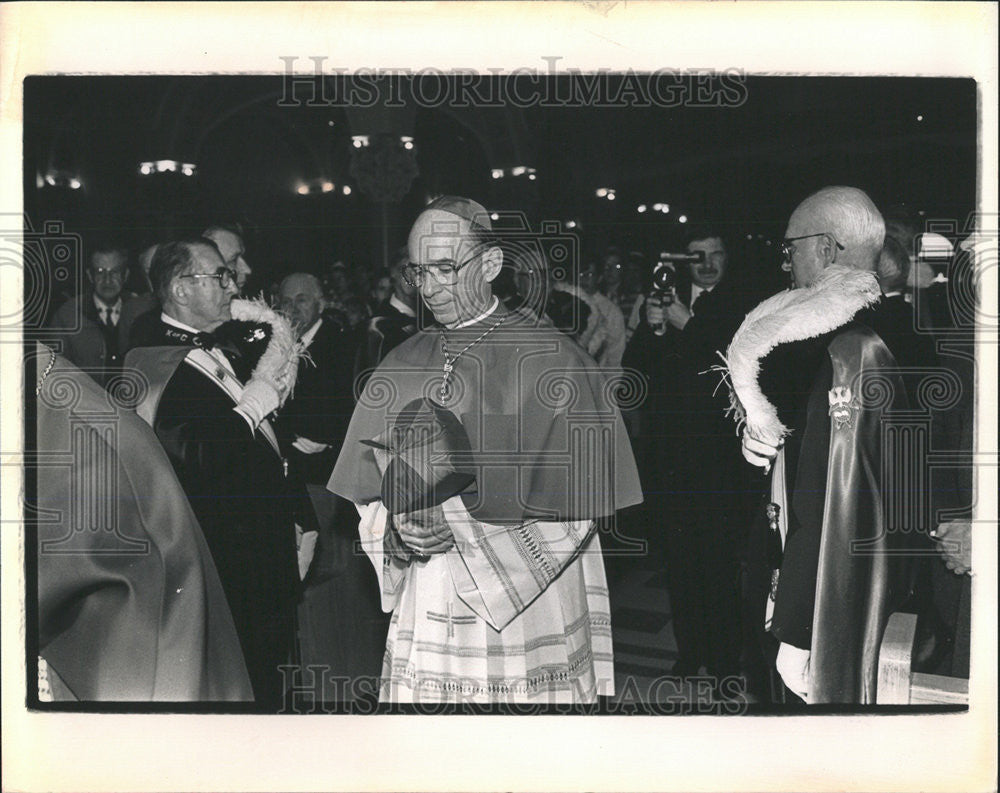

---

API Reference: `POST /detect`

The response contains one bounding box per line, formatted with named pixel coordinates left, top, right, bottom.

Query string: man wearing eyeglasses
left=48, top=242, right=136, bottom=387
left=329, top=196, right=642, bottom=705
left=124, top=238, right=302, bottom=710
left=728, top=186, right=918, bottom=704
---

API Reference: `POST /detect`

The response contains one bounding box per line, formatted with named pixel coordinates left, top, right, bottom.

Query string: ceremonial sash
left=183, top=348, right=282, bottom=458
left=764, top=448, right=789, bottom=632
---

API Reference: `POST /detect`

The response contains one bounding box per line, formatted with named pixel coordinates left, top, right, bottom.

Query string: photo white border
left=2, top=3, right=996, bottom=791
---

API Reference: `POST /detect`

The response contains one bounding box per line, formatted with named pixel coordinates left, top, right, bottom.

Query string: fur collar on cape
left=722, top=265, right=881, bottom=445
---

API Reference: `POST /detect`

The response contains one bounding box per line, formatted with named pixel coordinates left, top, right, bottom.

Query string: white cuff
left=234, top=378, right=280, bottom=428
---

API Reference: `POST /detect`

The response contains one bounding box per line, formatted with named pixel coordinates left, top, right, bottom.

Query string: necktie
left=103, top=307, right=115, bottom=327
left=689, top=292, right=700, bottom=316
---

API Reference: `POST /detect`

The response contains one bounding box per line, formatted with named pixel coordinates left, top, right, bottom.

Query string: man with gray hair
left=125, top=238, right=303, bottom=709
left=726, top=186, right=919, bottom=703
left=276, top=271, right=389, bottom=702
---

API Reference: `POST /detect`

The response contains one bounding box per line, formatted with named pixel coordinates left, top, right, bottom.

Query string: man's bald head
left=278, top=272, right=325, bottom=337
left=784, top=186, right=885, bottom=288
left=407, top=196, right=502, bottom=327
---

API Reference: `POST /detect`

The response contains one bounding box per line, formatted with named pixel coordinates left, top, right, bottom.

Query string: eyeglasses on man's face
left=402, top=247, right=485, bottom=288
left=780, top=233, right=845, bottom=264
left=180, top=267, right=238, bottom=289
left=90, top=266, right=126, bottom=281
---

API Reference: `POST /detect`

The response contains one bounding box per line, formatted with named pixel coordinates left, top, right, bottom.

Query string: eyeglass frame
left=402, top=242, right=494, bottom=287
left=88, top=266, right=127, bottom=282
left=179, top=267, right=238, bottom=289
left=780, top=232, right=845, bottom=265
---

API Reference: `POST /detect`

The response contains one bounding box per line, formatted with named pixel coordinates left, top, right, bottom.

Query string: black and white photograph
left=2, top=3, right=996, bottom=792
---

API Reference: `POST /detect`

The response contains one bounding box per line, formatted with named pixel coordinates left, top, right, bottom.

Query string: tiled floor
left=605, top=553, right=731, bottom=708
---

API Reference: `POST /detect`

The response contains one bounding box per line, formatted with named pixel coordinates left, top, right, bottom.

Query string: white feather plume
left=230, top=297, right=306, bottom=405
left=720, top=265, right=881, bottom=445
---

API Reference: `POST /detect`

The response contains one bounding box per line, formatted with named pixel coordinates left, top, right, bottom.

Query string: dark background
left=23, top=75, right=978, bottom=306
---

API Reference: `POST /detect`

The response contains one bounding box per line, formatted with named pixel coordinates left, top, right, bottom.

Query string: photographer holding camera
left=624, top=227, right=756, bottom=689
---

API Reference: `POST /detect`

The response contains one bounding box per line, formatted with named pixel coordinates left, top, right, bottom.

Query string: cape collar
left=722, top=265, right=881, bottom=444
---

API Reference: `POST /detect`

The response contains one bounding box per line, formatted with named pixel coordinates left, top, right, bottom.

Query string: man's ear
left=481, top=246, right=503, bottom=282
left=820, top=234, right=839, bottom=265
left=169, top=277, right=188, bottom=307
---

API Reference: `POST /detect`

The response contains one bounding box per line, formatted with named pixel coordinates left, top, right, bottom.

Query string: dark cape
left=725, top=267, right=918, bottom=703
left=329, top=303, right=642, bottom=524
left=775, top=326, right=915, bottom=702
left=33, top=344, right=252, bottom=701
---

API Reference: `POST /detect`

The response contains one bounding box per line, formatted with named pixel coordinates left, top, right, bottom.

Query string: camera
left=650, top=250, right=704, bottom=306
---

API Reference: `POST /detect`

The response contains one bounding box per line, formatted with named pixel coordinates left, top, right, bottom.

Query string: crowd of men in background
left=37, top=193, right=976, bottom=707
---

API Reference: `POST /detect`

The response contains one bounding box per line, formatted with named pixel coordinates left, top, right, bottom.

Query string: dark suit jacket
left=48, top=291, right=136, bottom=386
left=124, top=305, right=167, bottom=352
left=353, top=298, right=419, bottom=396
left=119, top=293, right=159, bottom=352
left=624, top=281, right=753, bottom=498
left=276, top=318, right=359, bottom=487
left=152, top=361, right=299, bottom=617
left=864, top=295, right=938, bottom=371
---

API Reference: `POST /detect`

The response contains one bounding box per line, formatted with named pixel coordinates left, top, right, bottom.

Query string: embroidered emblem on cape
left=828, top=385, right=860, bottom=429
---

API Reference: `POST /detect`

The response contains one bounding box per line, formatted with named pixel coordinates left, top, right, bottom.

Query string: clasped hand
left=931, top=519, right=972, bottom=575
left=371, top=445, right=455, bottom=555
left=394, top=504, right=455, bottom=555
